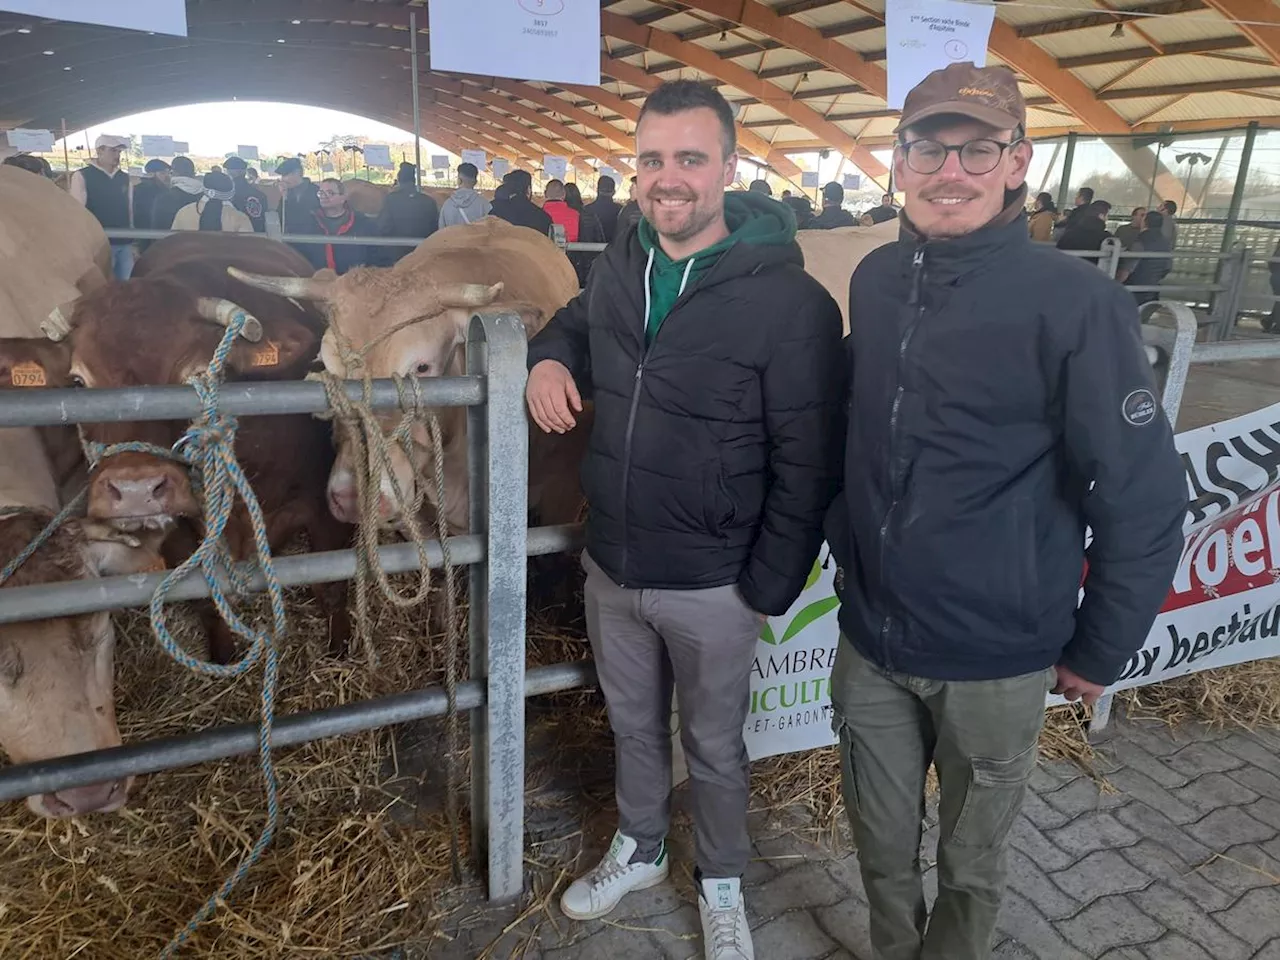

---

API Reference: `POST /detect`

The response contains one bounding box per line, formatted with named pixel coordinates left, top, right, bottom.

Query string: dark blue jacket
left=825, top=193, right=1186, bottom=686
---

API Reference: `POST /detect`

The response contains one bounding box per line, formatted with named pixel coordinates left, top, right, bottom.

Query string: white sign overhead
left=542, top=155, right=568, bottom=180
left=140, top=135, right=175, bottom=156
left=461, top=148, right=487, bottom=170
left=801, top=171, right=819, bottom=188
left=236, top=145, right=260, bottom=161
left=0, top=0, right=187, bottom=36
left=885, top=0, right=996, bottom=110
left=5, top=128, right=54, bottom=152
left=843, top=174, right=862, bottom=190
left=362, top=144, right=393, bottom=168
left=429, top=0, right=600, bottom=86
left=172, top=141, right=189, bottom=154
left=491, top=158, right=511, bottom=180
left=430, top=154, right=451, bottom=170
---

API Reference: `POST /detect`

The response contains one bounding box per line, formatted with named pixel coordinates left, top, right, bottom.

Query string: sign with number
left=542, top=155, right=568, bottom=180
left=430, top=154, right=451, bottom=170
left=461, top=148, right=487, bottom=170
left=429, top=0, right=600, bottom=85
left=5, top=128, right=54, bottom=152
left=236, top=145, right=260, bottom=161
left=492, top=158, right=511, bottom=179
left=362, top=144, right=392, bottom=168
left=801, top=171, right=819, bottom=188
left=885, top=0, right=996, bottom=109
left=141, top=135, right=175, bottom=156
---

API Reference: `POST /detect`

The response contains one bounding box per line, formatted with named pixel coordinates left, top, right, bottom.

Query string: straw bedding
left=1, top=581, right=1276, bottom=957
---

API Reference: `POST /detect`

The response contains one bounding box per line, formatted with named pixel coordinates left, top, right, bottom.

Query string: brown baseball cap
left=896, top=62, right=1026, bottom=134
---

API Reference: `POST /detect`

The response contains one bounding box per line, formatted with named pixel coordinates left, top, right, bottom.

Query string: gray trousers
left=830, top=637, right=1054, bottom=960
left=583, top=551, right=763, bottom=879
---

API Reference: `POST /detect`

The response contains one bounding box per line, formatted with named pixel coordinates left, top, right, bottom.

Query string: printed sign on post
left=885, top=0, right=996, bottom=109
left=461, top=148, right=488, bottom=171
left=431, top=154, right=451, bottom=170
left=172, top=141, right=189, bottom=154
left=236, top=145, right=260, bottom=161
left=492, top=158, right=511, bottom=180
left=5, top=128, right=54, bottom=152
left=543, top=155, right=568, bottom=180
left=362, top=144, right=393, bottom=168
left=430, top=0, right=600, bottom=85
left=140, top=135, right=175, bottom=156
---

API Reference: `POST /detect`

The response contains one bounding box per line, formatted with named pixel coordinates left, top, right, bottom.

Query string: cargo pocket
left=951, top=742, right=1037, bottom=847
left=834, top=718, right=861, bottom=817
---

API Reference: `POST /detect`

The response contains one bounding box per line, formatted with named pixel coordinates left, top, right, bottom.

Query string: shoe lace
left=707, top=899, right=744, bottom=953
left=587, top=854, right=630, bottom=892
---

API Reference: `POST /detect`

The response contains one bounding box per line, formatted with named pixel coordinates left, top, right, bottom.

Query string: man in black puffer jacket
left=526, top=80, right=844, bottom=959
left=825, top=63, right=1187, bottom=960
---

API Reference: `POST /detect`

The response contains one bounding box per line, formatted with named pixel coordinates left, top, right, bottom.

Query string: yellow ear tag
left=10, top=361, right=47, bottom=387
left=250, top=341, right=280, bottom=368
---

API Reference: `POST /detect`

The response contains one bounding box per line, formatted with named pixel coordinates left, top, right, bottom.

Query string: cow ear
left=0, top=338, right=72, bottom=389
left=225, top=319, right=320, bottom=378
left=75, top=520, right=167, bottom=577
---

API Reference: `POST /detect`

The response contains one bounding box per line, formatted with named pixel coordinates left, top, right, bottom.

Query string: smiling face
left=636, top=106, right=737, bottom=257
left=894, top=116, right=1031, bottom=241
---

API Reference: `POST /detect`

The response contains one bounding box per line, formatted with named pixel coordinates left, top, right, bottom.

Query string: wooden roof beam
left=425, top=89, right=596, bottom=172
left=1097, top=75, right=1280, bottom=98
left=1017, top=0, right=1205, bottom=38
left=1058, top=35, right=1253, bottom=68
left=487, top=81, right=634, bottom=153
left=1198, top=0, right=1280, bottom=65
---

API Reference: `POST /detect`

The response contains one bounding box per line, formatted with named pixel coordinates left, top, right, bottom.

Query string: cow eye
left=68, top=374, right=86, bottom=388
left=414, top=362, right=432, bottom=376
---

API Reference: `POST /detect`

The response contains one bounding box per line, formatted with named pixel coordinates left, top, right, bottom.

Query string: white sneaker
left=699, top=876, right=754, bottom=960
left=560, top=832, right=669, bottom=921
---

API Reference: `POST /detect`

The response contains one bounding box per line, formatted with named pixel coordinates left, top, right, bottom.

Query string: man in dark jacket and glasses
left=825, top=62, right=1186, bottom=960
left=525, top=79, right=845, bottom=960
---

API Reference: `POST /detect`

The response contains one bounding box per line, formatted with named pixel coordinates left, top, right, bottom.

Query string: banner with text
left=743, top=401, right=1280, bottom=761
left=429, top=0, right=599, bottom=86
left=885, top=0, right=996, bottom=110
left=0, top=0, right=186, bottom=37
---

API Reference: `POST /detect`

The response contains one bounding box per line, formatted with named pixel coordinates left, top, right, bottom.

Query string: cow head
left=0, top=513, right=164, bottom=817
left=229, top=266, right=545, bottom=533
left=43, top=280, right=317, bottom=531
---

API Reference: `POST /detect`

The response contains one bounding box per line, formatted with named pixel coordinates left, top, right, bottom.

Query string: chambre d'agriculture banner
left=744, top=400, right=1280, bottom=762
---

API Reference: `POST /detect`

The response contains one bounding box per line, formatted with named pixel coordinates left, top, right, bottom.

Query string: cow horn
left=195, top=298, right=264, bottom=343
left=439, top=282, right=504, bottom=309
left=227, top=266, right=335, bottom=302
left=41, top=299, right=78, bottom=341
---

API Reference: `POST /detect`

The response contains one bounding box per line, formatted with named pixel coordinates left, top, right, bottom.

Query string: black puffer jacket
left=826, top=190, right=1186, bottom=686
left=528, top=204, right=846, bottom=615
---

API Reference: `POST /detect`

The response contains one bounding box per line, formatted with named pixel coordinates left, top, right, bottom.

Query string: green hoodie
left=637, top=191, right=796, bottom=346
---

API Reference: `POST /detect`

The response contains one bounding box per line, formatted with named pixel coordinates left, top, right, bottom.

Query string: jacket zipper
left=878, top=247, right=927, bottom=669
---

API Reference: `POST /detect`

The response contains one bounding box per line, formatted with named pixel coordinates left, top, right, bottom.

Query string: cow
left=34, top=232, right=355, bottom=665
left=0, top=166, right=163, bottom=817
left=795, top=219, right=899, bottom=334
left=230, top=218, right=591, bottom=539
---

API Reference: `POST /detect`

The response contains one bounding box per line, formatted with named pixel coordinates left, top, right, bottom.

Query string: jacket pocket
left=702, top=465, right=736, bottom=535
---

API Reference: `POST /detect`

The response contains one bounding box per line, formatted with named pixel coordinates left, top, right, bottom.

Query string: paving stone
left=990, top=942, right=1037, bottom=960
left=1217, top=732, right=1280, bottom=779
left=1195, top=843, right=1280, bottom=896
left=824, top=853, right=870, bottom=904
left=1043, top=777, right=1130, bottom=817
left=640, top=904, right=702, bottom=960
left=1008, top=816, right=1078, bottom=871
left=1173, top=772, right=1261, bottom=815
left=1116, top=721, right=1187, bottom=757
left=1227, top=765, right=1280, bottom=802
left=1186, top=808, right=1275, bottom=851
left=1028, top=763, right=1079, bottom=795
left=605, top=881, right=690, bottom=922
left=813, top=899, right=872, bottom=959
left=1006, top=848, right=1081, bottom=920
left=995, top=889, right=1089, bottom=960
left=1096, top=950, right=1148, bottom=960
left=1051, top=849, right=1153, bottom=902
left=1118, top=840, right=1236, bottom=913
left=1047, top=811, right=1141, bottom=857
left=1245, top=798, right=1280, bottom=831
left=1253, top=940, right=1280, bottom=960
left=747, top=861, right=849, bottom=919
left=1019, top=790, right=1073, bottom=831
left=542, top=924, right=661, bottom=959
left=1140, top=933, right=1215, bottom=960
left=1115, top=803, right=1215, bottom=865
left=1167, top=743, right=1248, bottom=779
left=1106, top=738, right=1191, bottom=788
left=1213, top=887, right=1280, bottom=949
left=749, top=910, right=836, bottom=960
left=1131, top=882, right=1252, bottom=960
left=1105, top=767, right=1201, bottom=824
left=1054, top=894, right=1165, bottom=955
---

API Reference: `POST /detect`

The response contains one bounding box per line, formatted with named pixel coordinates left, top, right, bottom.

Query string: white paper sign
left=461, top=148, right=487, bottom=170
left=843, top=174, right=862, bottom=190
left=429, top=0, right=600, bottom=86
left=172, top=141, right=189, bottom=154
left=801, top=171, right=819, bottom=188
left=236, top=145, right=260, bottom=161
left=140, top=135, right=175, bottom=156
left=362, top=144, right=392, bottom=168
left=321, top=162, right=334, bottom=173
left=542, top=155, right=568, bottom=180
left=598, top=165, right=618, bottom=185
left=5, top=128, right=54, bottom=152
left=434, top=169, right=446, bottom=179
left=886, top=0, right=996, bottom=109
left=0, top=0, right=186, bottom=37
left=430, top=154, right=451, bottom=170
left=128, top=166, right=145, bottom=176
left=492, top=158, right=511, bottom=180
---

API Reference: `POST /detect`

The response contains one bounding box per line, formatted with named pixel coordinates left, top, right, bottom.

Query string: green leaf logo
left=760, top=621, right=778, bottom=645
left=759, top=557, right=838, bottom=644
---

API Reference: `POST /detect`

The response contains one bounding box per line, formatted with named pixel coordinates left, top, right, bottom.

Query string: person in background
left=867, top=192, right=898, bottom=224
left=805, top=181, right=858, bottom=229
left=438, top=161, right=491, bottom=228
left=70, top=133, right=134, bottom=280
left=827, top=62, right=1185, bottom=960
left=1158, top=199, right=1179, bottom=250
left=488, top=169, right=553, bottom=235
left=1055, top=185, right=1095, bottom=239
left=783, top=194, right=814, bottom=229
left=617, top=175, right=643, bottom=236
left=1027, top=191, right=1057, bottom=242
left=377, top=162, right=439, bottom=262
left=1114, top=206, right=1146, bottom=249
left=542, top=179, right=581, bottom=242
left=859, top=211, right=875, bottom=226
left=132, top=159, right=170, bottom=233
left=150, top=155, right=203, bottom=239
left=564, top=181, right=605, bottom=286
left=276, top=156, right=320, bottom=235
left=298, top=178, right=381, bottom=275
left=170, top=171, right=255, bottom=233
left=1117, top=209, right=1172, bottom=305
left=585, top=174, right=622, bottom=242
left=747, top=178, right=772, bottom=196
left=781, top=188, right=792, bottom=199
left=1056, top=199, right=1113, bottom=255
left=2, top=154, right=49, bottom=176
left=224, top=156, right=268, bottom=233
left=1266, top=238, right=1280, bottom=333
left=246, top=166, right=260, bottom=184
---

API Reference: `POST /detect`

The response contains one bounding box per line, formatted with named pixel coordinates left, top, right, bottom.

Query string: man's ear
left=226, top=318, right=321, bottom=378
left=0, top=338, right=72, bottom=389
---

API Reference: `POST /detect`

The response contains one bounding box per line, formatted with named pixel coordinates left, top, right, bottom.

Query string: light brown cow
left=795, top=219, right=900, bottom=334
left=231, top=217, right=590, bottom=535
left=0, top=167, right=161, bottom=817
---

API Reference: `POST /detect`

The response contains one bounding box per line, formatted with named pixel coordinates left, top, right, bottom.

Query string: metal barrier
left=0, top=310, right=577, bottom=904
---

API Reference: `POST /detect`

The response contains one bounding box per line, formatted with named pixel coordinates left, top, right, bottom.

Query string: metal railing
left=0, top=311, right=586, bottom=904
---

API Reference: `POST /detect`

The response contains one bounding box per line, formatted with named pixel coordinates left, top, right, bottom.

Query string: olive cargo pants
left=830, top=637, right=1055, bottom=960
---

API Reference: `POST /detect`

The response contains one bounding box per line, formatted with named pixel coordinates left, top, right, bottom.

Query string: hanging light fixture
left=1111, top=22, right=1125, bottom=38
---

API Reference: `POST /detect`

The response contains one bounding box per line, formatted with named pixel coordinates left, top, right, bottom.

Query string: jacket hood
left=450, top=187, right=486, bottom=210
left=171, top=176, right=205, bottom=195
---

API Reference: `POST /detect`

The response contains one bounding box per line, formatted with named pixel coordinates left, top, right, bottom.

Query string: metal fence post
left=1221, top=121, right=1257, bottom=254
left=1209, top=244, right=1250, bottom=341
left=1089, top=302, right=1197, bottom=738
left=466, top=311, right=530, bottom=903
left=1100, top=237, right=1121, bottom=279
left=1055, top=132, right=1077, bottom=214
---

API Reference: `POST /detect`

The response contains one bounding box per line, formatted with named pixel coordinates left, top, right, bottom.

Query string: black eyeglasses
left=899, top=137, right=1024, bottom=176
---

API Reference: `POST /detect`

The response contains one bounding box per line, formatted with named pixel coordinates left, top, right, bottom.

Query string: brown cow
left=37, top=233, right=354, bottom=664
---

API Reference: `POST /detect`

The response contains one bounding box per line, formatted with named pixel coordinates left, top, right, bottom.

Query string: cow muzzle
left=327, top=467, right=394, bottom=525
left=89, top=453, right=198, bottom=529
left=30, top=778, right=131, bottom=818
